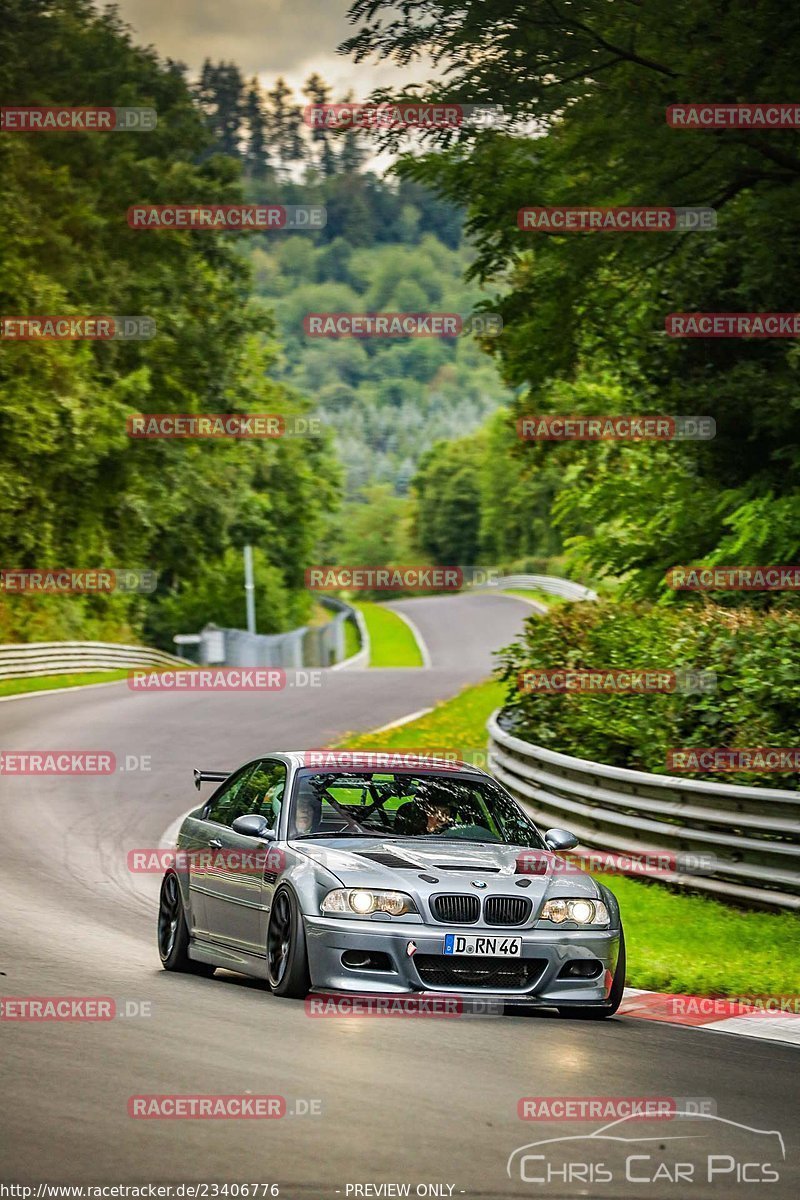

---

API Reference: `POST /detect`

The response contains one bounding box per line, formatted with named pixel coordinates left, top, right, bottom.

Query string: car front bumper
left=304, top=915, right=621, bottom=1006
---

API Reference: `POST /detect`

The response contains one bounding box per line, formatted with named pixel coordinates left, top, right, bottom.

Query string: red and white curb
left=620, top=988, right=800, bottom=1046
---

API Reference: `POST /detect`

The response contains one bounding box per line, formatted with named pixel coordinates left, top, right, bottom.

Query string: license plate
left=443, top=934, right=522, bottom=957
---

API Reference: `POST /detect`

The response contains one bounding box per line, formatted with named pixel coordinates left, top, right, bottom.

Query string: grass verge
left=503, top=587, right=567, bottom=608
left=343, top=617, right=361, bottom=660
left=334, top=675, right=800, bottom=995
left=0, top=669, right=131, bottom=698
left=351, top=601, right=425, bottom=668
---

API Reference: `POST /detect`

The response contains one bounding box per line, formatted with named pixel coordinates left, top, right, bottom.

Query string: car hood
left=289, top=836, right=602, bottom=904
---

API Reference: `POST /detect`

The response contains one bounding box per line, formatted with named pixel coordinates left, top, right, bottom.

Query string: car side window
left=243, top=760, right=287, bottom=831
left=205, top=765, right=258, bottom=827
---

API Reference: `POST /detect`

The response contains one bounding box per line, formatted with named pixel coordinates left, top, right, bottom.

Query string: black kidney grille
left=484, top=896, right=531, bottom=926
left=430, top=893, right=480, bottom=924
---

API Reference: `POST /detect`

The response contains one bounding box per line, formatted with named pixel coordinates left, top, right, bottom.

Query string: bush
left=496, top=601, right=800, bottom=787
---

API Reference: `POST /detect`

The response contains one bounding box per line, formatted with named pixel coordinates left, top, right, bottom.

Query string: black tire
left=557, top=928, right=626, bottom=1020
left=266, top=886, right=311, bottom=998
left=157, top=872, right=215, bottom=976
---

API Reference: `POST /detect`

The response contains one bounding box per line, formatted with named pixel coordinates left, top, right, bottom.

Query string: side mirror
left=232, top=814, right=277, bottom=840
left=544, top=827, right=579, bottom=852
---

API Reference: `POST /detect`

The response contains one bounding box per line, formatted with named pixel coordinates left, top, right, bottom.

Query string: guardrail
left=487, top=710, right=800, bottom=910
left=330, top=602, right=370, bottom=670
left=175, top=597, right=367, bottom=670
left=488, top=574, right=599, bottom=601
left=0, top=641, right=191, bottom=681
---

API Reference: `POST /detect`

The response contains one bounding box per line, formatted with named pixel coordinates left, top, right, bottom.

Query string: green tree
left=244, top=77, right=271, bottom=180
left=195, top=60, right=245, bottom=157
left=412, top=438, right=484, bottom=565
left=343, top=0, right=800, bottom=594
left=333, top=484, right=413, bottom=566
left=302, top=73, right=338, bottom=179
left=0, top=0, right=339, bottom=646
left=266, top=77, right=306, bottom=175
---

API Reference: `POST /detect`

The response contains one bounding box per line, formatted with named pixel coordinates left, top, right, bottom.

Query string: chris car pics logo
left=507, top=1112, right=784, bottom=1186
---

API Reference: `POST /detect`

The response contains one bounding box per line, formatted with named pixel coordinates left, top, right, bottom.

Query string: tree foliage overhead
left=342, top=0, right=800, bottom=595
left=0, top=0, right=338, bottom=645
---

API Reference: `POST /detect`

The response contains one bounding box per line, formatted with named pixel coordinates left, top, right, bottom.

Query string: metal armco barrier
left=487, top=710, right=800, bottom=910
left=178, top=597, right=367, bottom=671
left=0, top=641, right=191, bottom=681
left=489, top=574, right=599, bottom=601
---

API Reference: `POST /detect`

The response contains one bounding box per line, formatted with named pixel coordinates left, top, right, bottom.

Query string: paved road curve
left=1, top=593, right=796, bottom=1198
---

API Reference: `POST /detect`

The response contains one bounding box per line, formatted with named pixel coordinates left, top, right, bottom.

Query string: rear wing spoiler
left=194, top=768, right=231, bottom=790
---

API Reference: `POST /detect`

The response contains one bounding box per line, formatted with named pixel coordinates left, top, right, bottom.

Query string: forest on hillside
left=192, top=64, right=516, bottom=499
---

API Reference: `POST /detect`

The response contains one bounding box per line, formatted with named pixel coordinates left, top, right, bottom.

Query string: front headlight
left=321, top=888, right=418, bottom=917
left=540, top=898, right=610, bottom=926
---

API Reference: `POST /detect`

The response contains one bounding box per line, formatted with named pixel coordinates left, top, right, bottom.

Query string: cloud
left=107, top=0, right=427, bottom=94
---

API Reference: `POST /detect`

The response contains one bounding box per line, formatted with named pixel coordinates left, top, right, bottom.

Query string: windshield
left=288, top=771, right=547, bottom=847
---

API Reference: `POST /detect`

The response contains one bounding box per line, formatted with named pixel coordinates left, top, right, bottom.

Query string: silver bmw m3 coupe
left=157, top=752, right=625, bottom=1017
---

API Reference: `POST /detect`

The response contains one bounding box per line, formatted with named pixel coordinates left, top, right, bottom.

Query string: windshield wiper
left=394, top=835, right=502, bottom=845
left=294, top=831, right=383, bottom=840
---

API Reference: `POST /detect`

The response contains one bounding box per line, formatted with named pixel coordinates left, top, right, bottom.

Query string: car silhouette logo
left=507, top=1112, right=786, bottom=1180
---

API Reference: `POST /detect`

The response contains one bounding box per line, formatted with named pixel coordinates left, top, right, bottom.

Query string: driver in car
left=421, top=802, right=456, bottom=834
left=293, top=790, right=322, bottom=835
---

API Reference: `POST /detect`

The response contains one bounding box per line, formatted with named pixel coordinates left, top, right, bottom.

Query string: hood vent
left=434, top=864, right=501, bottom=873
left=356, top=850, right=417, bottom=869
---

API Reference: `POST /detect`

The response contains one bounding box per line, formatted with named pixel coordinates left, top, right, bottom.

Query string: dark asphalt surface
left=0, top=592, right=796, bottom=1198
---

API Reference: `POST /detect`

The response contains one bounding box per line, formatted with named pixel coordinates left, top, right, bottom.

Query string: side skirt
left=189, top=937, right=269, bottom=980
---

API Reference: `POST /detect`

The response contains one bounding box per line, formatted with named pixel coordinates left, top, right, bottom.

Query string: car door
left=202, top=758, right=287, bottom=956
left=184, top=765, right=255, bottom=939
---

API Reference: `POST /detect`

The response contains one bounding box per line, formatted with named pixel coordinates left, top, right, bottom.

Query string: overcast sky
left=107, top=0, right=423, bottom=97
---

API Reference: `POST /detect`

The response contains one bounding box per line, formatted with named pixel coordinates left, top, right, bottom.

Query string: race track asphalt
left=1, top=592, right=796, bottom=1198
